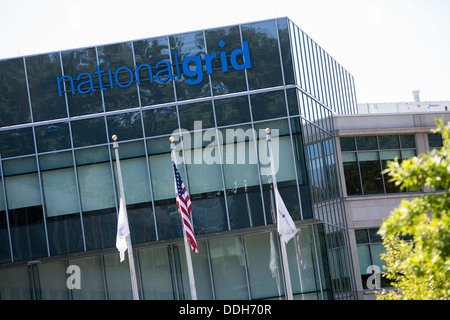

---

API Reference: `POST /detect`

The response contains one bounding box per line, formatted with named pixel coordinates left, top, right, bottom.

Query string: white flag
left=275, top=189, right=298, bottom=243
left=116, top=198, right=130, bottom=262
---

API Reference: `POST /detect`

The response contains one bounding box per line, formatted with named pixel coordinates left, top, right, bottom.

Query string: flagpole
left=170, top=136, right=198, bottom=300
left=112, top=135, right=140, bottom=301
left=266, top=128, right=294, bottom=300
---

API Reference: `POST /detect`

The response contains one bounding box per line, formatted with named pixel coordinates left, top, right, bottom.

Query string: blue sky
left=1, top=0, right=449, bottom=103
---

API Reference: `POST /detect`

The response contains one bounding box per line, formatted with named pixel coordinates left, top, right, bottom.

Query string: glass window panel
left=113, top=157, right=151, bottom=205
left=214, top=96, right=251, bottom=127
left=204, top=26, right=247, bottom=95
left=0, top=266, right=31, bottom=299
left=370, top=244, right=386, bottom=269
left=142, top=106, right=178, bottom=137
left=401, top=149, right=416, bottom=159
left=149, top=153, right=178, bottom=201
left=61, top=47, right=104, bottom=116
left=75, top=146, right=110, bottom=165
left=41, top=167, right=79, bottom=217
left=133, top=36, right=175, bottom=105
left=5, top=173, right=41, bottom=209
left=35, top=122, right=71, bottom=153
left=0, top=180, right=10, bottom=263
left=174, top=240, right=213, bottom=299
left=0, top=180, right=4, bottom=212
left=241, top=20, right=283, bottom=90
left=2, top=156, right=37, bottom=176
left=259, top=135, right=296, bottom=185
left=400, top=134, right=415, bottom=149
left=185, top=147, right=228, bottom=234
left=185, top=148, right=223, bottom=194
left=77, top=162, right=115, bottom=212
left=340, top=137, right=356, bottom=152
left=382, top=158, right=402, bottom=194
left=343, top=160, right=361, bottom=196
left=368, top=228, right=382, bottom=243
left=355, top=229, right=369, bottom=244
left=68, top=255, right=106, bottom=300
left=26, top=53, right=68, bottom=121
left=428, top=133, right=443, bottom=149
left=139, top=246, right=174, bottom=300
left=378, top=135, right=399, bottom=150
left=356, top=136, right=377, bottom=151
left=380, top=150, right=400, bottom=160
left=170, top=31, right=210, bottom=101
left=357, top=245, right=372, bottom=275
left=222, top=140, right=264, bottom=229
left=97, top=42, right=139, bottom=111
left=75, top=148, right=115, bottom=251
left=358, top=151, right=378, bottom=161
left=0, top=58, right=31, bottom=127
left=6, top=173, right=47, bottom=261
left=209, top=236, right=249, bottom=299
left=250, top=90, right=287, bottom=121
left=342, top=152, right=356, bottom=162
left=244, top=231, right=284, bottom=299
left=103, top=252, right=134, bottom=300
left=0, top=127, right=35, bottom=158
left=286, top=88, right=299, bottom=116
left=178, top=101, right=214, bottom=132
left=38, top=261, right=69, bottom=300
left=39, top=151, right=73, bottom=171
left=222, top=141, right=259, bottom=189
left=106, top=111, right=143, bottom=141
left=277, top=18, right=295, bottom=86
left=286, top=227, right=319, bottom=295
left=71, top=117, right=107, bottom=148
left=359, top=154, right=383, bottom=195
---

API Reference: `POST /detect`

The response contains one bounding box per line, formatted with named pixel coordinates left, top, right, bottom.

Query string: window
left=428, top=133, right=443, bottom=151
left=355, top=228, right=390, bottom=289
left=341, top=135, right=416, bottom=196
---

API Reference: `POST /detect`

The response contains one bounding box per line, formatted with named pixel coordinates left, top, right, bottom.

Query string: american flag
left=172, top=162, right=199, bottom=253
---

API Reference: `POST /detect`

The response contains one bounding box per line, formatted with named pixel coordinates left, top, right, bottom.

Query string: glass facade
left=0, top=18, right=357, bottom=300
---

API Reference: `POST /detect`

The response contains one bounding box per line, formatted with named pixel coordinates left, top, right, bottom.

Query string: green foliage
left=376, top=118, right=450, bottom=300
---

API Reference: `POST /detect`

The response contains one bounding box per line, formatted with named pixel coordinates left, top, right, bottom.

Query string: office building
left=0, top=17, right=358, bottom=300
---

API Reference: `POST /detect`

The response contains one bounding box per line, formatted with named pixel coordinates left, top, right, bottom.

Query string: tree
left=376, top=118, right=450, bottom=300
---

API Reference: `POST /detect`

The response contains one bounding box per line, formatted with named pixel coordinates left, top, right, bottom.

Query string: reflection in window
left=133, top=36, right=175, bottom=105
left=241, top=20, right=283, bottom=90
left=26, top=53, right=68, bottom=122
left=170, top=31, right=210, bottom=101
left=205, top=26, right=247, bottom=95
left=142, top=106, right=178, bottom=137
left=97, top=42, right=139, bottom=111
left=106, top=111, right=143, bottom=141
left=62, top=47, right=103, bottom=116
left=0, top=127, right=35, bottom=158
left=71, top=117, right=107, bottom=148
left=0, top=58, right=31, bottom=127
left=35, top=122, right=71, bottom=153
left=209, top=236, right=249, bottom=299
